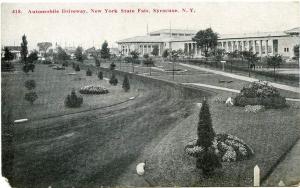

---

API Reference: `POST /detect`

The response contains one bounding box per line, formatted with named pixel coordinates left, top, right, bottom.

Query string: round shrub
left=24, top=80, right=36, bottom=90
left=234, top=81, right=286, bottom=108
left=86, top=68, right=92, bottom=76
left=110, top=63, right=116, bottom=70
left=109, top=74, right=118, bottom=86
left=75, top=64, right=80, bottom=72
left=64, top=90, right=83, bottom=108
left=62, top=61, right=68, bottom=67
left=24, top=91, right=38, bottom=104
left=98, top=71, right=103, bottom=80
left=79, top=85, right=109, bottom=95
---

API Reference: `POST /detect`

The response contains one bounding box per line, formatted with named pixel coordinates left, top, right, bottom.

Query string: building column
left=252, top=40, right=255, bottom=53
left=241, top=41, right=245, bottom=51
left=269, top=40, right=273, bottom=56
left=259, top=40, right=263, bottom=56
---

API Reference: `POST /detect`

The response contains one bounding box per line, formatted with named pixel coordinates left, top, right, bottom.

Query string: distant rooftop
left=149, top=29, right=197, bottom=35
left=117, top=27, right=299, bottom=43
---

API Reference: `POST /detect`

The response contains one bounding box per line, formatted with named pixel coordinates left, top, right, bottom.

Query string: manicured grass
left=144, top=94, right=300, bottom=186
left=1, top=64, right=137, bottom=120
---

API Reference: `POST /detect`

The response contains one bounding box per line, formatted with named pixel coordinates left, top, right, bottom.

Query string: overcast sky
left=1, top=1, right=299, bottom=50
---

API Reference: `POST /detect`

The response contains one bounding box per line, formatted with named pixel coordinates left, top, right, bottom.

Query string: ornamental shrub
left=98, top=71, right=103, bottom=80
left=86, top=68, right=92, bottom=76
left=110, top=63, right=116, bottom=70
left=64, top=89, right=83, bottom=108
left=24, top=80, right=36, bottom=90
left=196, top=99, right=221, bottom=176
left=24, top=91, right=38, bottom=104
left=109, top=74, right=118, bottom=86
left=234, top=81, right=287, bottom=108
left=75, top=64, right=80, bottom=72
left=122, top=75, right=130, bottom=92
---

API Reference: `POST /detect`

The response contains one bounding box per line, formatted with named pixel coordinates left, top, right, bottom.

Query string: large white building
left=116, top=27, right=300, bottom=59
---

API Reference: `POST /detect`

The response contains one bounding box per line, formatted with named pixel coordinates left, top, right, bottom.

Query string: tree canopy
left=3, top=47, right=14, bottom=61
left=20, top=34, right=28, bottom=63
left=37, top=42, right=52, bottom=56
left=192, top=28, right=218, bottom=57
left=151, top=46, right=159, bottom=56
left=75, top=46, right=84, bottom=62
left=55, top=46, right=70, bottom=61
left=27, top=50, right=38, bottom=63
left=100, top=41, right=110, bottom=59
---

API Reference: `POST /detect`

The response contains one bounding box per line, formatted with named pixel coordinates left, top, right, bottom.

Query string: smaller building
left=1, top=46, right=22, bottom=60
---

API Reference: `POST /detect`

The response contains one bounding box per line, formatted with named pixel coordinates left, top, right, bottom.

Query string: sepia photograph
left=1, top=1, right=300, bottom=187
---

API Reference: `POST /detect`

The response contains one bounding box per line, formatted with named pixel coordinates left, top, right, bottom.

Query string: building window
left=287, top=48, right=289, bottom=52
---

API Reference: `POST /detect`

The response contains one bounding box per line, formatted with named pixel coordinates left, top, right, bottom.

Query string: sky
left=1, top=1, right=299, bottom=50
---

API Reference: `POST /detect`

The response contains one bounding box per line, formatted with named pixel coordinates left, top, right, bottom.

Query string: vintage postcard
left=1, top=1, right=300, bottom=187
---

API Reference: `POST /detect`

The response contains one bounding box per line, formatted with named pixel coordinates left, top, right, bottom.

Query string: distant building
left=85, top=47, right=97, bottom=59
left=64, top=47, right=76, bottom=59
left=109, top=47, right=119, bottom=56
left=117, top=27, right=300, bottom=59
left=1, top=46, right=21, bottom=59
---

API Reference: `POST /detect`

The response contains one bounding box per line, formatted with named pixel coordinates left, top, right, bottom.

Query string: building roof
left=149, top=29, right=197, bottom=35
left=117, top=27, right=299, bottom=43
left=3, top=46, right=22, bottom=51
left=218, top=31, right=288, bottom=40
left=284, top=27, right=300, bottom=34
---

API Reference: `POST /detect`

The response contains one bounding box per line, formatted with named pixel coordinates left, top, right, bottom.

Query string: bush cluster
left=98, top=71, right=103, bottom=80
left=65, top=90, right=83, bottom=108
left=24, top=92, right=38, bottom=104
left=234, top=81, right=286, bottom=108
left=86, top=68, right=92, bottom=76
left=23, top=63, right=35, bottom=73
left=24, top=80, right=36, bottom=90
left=75, top=64, right=80, bottom=72
left=109, top=74, right=118, bottom=85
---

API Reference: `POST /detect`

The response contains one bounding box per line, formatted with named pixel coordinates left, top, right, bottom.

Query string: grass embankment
left=144, top=93, right=300, bottom=186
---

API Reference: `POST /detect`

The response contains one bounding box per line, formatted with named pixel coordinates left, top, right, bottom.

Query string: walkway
left=179, top=63, right=300, bottom=93
left=182, top=82, right=300, bottom=102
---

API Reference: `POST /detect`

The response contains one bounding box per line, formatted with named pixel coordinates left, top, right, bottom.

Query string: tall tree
left=293, top=45, right=299, bottom=63
left=196, top=99, right=221, bottom=176
left=75, top=46, right=84, bottom=62
left=162, top=49, right=169, bottom=59
left=192, top=28, right=218, bottom=58
left=266, top=54, right=283, bottom=81
left=37, top=42, right=52, bottom=57
left=55, top=46, right=70, bottom=61
left=130, top=50, right=140, bottom=72
left=20, top=34, right=28, bottom=63
left=3, top=47, right=14, bottom=61
left=100, top=40, right=110, bottom=59
left=151, top=46, right=159, bottom=56
left=241, top=50, right=259, bottom=77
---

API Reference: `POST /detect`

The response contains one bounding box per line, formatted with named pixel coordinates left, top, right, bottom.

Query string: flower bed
left=234, top=81, right=287, bottom=108
left=185, top=134, right=254, bottom=162
left=79, top=85, right=109, bottom=95
left=244, top=105, right=264, bottom=113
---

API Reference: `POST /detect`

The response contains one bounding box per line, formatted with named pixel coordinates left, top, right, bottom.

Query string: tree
left=27, top=50, right=38, bottom=64
left=162, top=49, right=169, bottom=60
left=37, top=42, right=52, bottom=57
left=75, top=46, right=84, bottom=62
left=293, top=45, right=299, bottom=63
left=95, top=57, right=100, bottom=67
left=75, top=64, right=80, bottom=71
left=20, top=34, right=28, bottom=63
left=3, top=47, right=14, bottom=61
left=122, top=75, right=130, bottom=92
left=55, top=46, right=70, bottom=61
left=65, top=89, right=83, bottom=108
left=130, top=50, right=140, bottom=72
left=266, top=54, right=283, bottom=80
left=98, top=71, right=103, bottom=80
left=100, top=40, right=110, bottom=59
left=86, top=68, right=92, bottom=76
left=241, top=50, right=259, bottom=77
left=109, top=73, right=118, bottom=85
left=24, top=92, right=38, bottom=105
left=196, top=99, right=221, bottom=176
left=151, top=46, right=159, bottom=56
left=192, top=28, right=218, bottom=58
left=170, top=50, right=179, bottom=80
left=210, top=48, right=225, bottom=68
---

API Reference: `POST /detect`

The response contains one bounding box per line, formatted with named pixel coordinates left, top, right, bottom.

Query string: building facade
left=116, top=27, right=299, bottom=59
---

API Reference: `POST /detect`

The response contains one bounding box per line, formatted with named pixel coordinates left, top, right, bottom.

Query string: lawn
left=2, top=63, right=138, bottom=120
left=143, top=93, right=300, bottom=186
